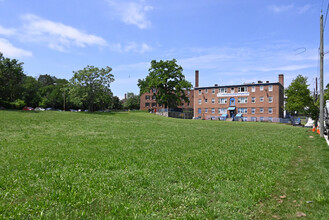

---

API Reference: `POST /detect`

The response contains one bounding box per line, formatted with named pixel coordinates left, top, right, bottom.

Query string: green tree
left=0, top=52, right=25, bottom=105
left=112, top=96, right=123, bottom=110
left=123, top=92, right=140, bottom=110
left=285, top=75, right=312, bottom=115
left=22, top=76, right=41, bottom=107
left=138, top=59, right=192, bottom=108
left=68, top=65, right=114, bottom=112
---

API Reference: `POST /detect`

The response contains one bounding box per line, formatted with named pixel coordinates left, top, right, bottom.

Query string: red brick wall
left=140, top=89, right=194, bottom=111
left=194, top=83, right=283, bottom=120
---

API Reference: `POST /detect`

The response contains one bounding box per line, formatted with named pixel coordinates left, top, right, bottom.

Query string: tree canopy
left=0, top=52, right=25, bottom=104
left=285, top=75, right=313, bottom=115
left=68, top=65, right=114, bottom=112
left=138, top=59, right=192, bottom=108
left=123, top=92, right=140, bottom=110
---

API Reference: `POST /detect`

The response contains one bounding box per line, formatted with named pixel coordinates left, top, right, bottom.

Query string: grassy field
left=0, top=111, right=328, bottom=219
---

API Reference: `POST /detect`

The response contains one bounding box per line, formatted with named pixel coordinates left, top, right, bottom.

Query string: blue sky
left=0, top=0, right=327, bottom=98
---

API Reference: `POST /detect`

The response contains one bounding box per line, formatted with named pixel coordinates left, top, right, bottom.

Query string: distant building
left=194, top=70, right=284, bottom=121
left=140, top=88, right=194, bottom=111
left=139, top=71, right=284, bottom=122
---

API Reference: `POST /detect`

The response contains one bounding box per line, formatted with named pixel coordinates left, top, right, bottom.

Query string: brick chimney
left=279, top=74, right=284, bottom=87
left=195, top=70, right=199, bottom=88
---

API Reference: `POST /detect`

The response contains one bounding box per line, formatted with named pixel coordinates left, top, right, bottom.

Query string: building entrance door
left=229, top=110, right=235, bottom=118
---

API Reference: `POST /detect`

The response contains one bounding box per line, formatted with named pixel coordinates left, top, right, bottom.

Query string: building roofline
left=195, top=82, right=283, bottom=89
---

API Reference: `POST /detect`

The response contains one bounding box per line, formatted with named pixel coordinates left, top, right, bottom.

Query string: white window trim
left=268, top=97, right=273, bottom=103
left=260, top=96, right=264, bottom=102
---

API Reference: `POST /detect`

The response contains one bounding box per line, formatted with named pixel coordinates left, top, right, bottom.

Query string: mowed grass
left=0, top=111, right=328, bottom=219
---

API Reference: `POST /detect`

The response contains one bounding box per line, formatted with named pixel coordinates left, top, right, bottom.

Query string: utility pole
left=320, top=14, right=324, bottom=137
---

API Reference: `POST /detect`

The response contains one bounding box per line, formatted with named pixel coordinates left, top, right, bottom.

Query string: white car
left=35, top=107, right=45, bottom=111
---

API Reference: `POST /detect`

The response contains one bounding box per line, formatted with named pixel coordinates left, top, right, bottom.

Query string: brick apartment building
left=139, top=70, right=284, bottom=122
left=194, top=70, right=284, bottom=121
left=140, top=88, right=194, bottom=111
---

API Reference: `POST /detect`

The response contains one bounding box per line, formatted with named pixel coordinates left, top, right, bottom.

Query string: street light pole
left=320, top=14, right=324, bottom=137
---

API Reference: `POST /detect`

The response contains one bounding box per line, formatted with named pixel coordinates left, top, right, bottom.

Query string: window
left=243, top=117, right=248, bottom=121
left=211, top=108, right=215, bottom=114
left=268, top=107, right=273, bottom=114
left=268, top=96, right=273, bottom=103
left=198, top=99, right=202, bottom=104
left=145, top=95, right=150, bottom=100
left=219, top=88, right=227, bottom=93
left=205, top=89, right=208, bottom=94
left=181, top=103, right=184, bottom=107
left=145, top=103, right=150, bottom=107
left=251, top=117, right=257, bottom=122
left=199, top=89, right=202, bottom=95
left=212, top=88, right=215, bottom=94
left=251, top=108, right=255, bottom=114
left=152, top=88, right=157, bottom=93
left=187, top=91, right=190, bottom=95
left=205, top=98, right=208, bottom=103
left=238, top=108, right=248, bottom=113
left=260, top=85, right=264, bottom=91
left=238, top=86, right=248, bottom=92
left=231, top=88, right=234, bottom=93
left=212, top=98, right=215, bottom=104
left=268, top=117, right=273, bottom=122
left=238, top=97, right=248, bottom=103
left=198, top=108, right=201, bottom=114
left=260, top=108, right=264, bottom=113
left=260, top=96, right=264, bottom=102
left=205, top=108, right=208, bottom=113
left=218, top=98, right=227, bottom=104
left=251, top=97, right=256, bottom=103
left=159, top=103, right=162, bottom=107
left=152, top=95, right=156, bottom=100
left=218, top=108, right=227, bottom=114
left=260, top=117, right=264, bottom=122
left=251, top=86, right=255, bottom=92
left=152, top=103, right=157, bottom=107
left=269, top=85, right=273, bottom=91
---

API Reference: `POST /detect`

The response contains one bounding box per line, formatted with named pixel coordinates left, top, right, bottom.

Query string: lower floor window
left=268, top=107, right=273, bottom=114
left=198, top=108, right=201, bottom=114
left=211, top=108, right=215, bottom=114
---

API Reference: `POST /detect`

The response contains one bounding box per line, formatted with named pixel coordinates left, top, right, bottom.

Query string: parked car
left=22, top=106, right=34, bottom=111
left=46, top=107, right=55, bottom=111
left=35, top=107, right=45, bottom=111
left=70, top=109, right=78, bottom=112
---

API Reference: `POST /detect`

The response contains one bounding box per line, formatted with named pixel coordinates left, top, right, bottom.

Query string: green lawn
left=0, top=111, right=328, bottom=219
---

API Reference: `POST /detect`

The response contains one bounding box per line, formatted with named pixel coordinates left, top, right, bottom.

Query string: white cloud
left=268, top=4, right=294, bottom=13
left=110, top=42, right=152, bottom=53
left=107, top=0, right=153, bottom=29
left=268, top=4, right=312, bottom=14
left=0, top=38, right=32, bottom=57
left=0, top=25, right=16, bottom=36
left=20, top=14, right=107, bottom=51
left=298, top=4, right=312, bottom=14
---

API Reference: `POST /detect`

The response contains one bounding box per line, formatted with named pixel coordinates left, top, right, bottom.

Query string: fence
left=201, top=116, right=291, bottom=123
left=156, top=108, right=194, bottom=119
